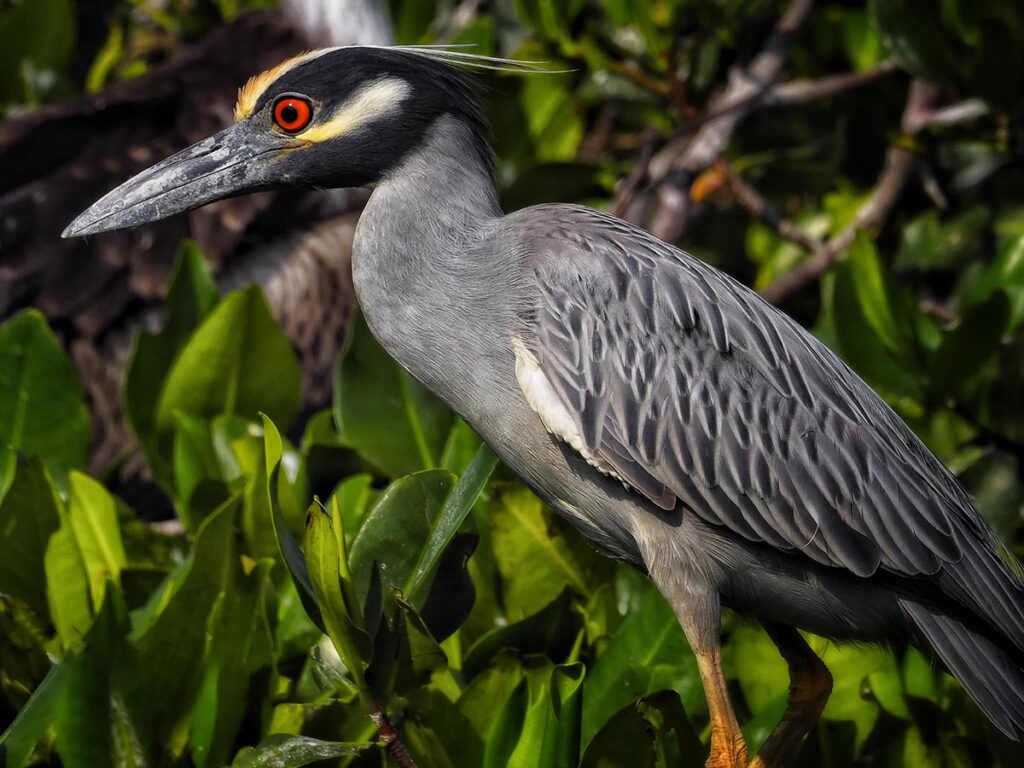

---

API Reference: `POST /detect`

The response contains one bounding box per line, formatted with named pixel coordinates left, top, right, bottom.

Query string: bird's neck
left=350, top=114, right=503, bottom=362
left=352, top=114, right=501, bottom=282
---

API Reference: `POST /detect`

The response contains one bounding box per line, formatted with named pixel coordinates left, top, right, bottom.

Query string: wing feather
left=515, top=204, right=1024, bottom=641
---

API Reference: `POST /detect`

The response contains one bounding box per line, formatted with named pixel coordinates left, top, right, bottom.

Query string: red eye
left=274, top=97, right=312, bottom=132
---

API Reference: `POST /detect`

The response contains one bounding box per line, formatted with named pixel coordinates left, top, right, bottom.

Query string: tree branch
left=637, top=0, right=816, bottom=240
left=758, top=80, right=937, bottom=304
left=765, top=60, right=899, bottom=106
left=369, top=704, right=418, bottom=768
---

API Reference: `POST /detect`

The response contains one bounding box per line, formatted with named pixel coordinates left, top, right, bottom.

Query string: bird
left=63, top=46, right=1024, bottom=767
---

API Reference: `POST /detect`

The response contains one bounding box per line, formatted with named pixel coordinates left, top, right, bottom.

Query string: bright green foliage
left=0, top=311, right=89, bottom=479
left=2, top=0, right=1024, bottom=767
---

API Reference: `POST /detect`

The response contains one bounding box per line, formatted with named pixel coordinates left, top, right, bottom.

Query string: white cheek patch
left=297, top=77, right=411, bottom=143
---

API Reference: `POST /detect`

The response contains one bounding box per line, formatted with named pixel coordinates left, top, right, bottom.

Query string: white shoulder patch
left=512, top=337, right=624, bottom=484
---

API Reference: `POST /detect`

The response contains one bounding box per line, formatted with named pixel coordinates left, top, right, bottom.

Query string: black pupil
left=281, top=104, right=299, bottom=124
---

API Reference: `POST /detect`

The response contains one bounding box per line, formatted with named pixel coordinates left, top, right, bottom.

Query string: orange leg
left=749, top=622, right=832, bottom=768
left=694, top=647, right=749, bottom=768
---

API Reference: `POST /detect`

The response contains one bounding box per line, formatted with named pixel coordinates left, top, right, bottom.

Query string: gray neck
left=352, top=115, right=501, bottom=281
left=351, top=115, right=504, bottom=370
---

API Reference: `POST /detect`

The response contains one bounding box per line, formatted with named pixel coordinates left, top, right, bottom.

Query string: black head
left=63, top=46, right=495, bottom=237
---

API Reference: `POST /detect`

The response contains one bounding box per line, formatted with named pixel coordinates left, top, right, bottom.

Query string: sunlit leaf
left=155, top=285, right=300, bottom=440
left=230, top=734, right=370, bottom=767
left=582, top=585, right=701, bottom=749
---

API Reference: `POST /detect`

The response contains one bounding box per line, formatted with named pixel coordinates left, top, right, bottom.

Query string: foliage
left=1, top=0, right=1024, bottom=767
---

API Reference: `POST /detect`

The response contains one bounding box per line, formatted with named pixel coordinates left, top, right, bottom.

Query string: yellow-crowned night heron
left=65, top=46, right=1024, bottom=768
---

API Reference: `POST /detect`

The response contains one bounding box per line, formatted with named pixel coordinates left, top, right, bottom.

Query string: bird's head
left=63, top=46, right=506, bottom=237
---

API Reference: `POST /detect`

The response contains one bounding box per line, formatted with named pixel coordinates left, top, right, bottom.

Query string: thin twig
left=611, top=127, right=662, bottom=218
left=579, top=104, right=619, bottom=164
left=369, top=704, right=418, bottom=768
left=640, top=0, right=816, bottom=240
left=765, top=60, right=899, bottom=105
left=719, top=160, right=827, bottom=258
left=758, top=80, right=936, bottom=304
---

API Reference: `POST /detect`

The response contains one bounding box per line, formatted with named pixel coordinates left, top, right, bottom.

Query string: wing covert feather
left=515, top=204, right=999, bottom=585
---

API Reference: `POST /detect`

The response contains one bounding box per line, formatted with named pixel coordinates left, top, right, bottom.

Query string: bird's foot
left=706, top=725, right=748, bottom=768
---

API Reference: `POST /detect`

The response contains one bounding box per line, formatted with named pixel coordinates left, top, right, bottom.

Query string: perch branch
left=369, top=703, right=418, bottom=768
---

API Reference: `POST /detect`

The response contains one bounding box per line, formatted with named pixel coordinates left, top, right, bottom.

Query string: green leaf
left=490, top=483, right=602, bottom=621
left=484, top=658, right=585, bottom=768
left=817, top=639, right=897, bottom=751
left=0, top=0, right=74, bottom=104
left=0, top=658, right=69, bottom=768
left=124, top=243, right=220, bottom=489
left=190, top=560, right=276, bottom=767
left=230, top=735, right=369, bottom=767
left=969, top=233, right=1024, bottom=328
left=349, top=470, right=456, bottom=614
left=832, top=262, right=922, bottom=398
left=406, top=443, right=497, bottom=603
left=581, top=690, right=703, bottom=768
left=0, top=310, right=89, bottom=477
left=333, top=310, right=454, bottom=477
left=55, top=585, right=151, bottom=768
left=45, top=519, right=94, bottom=649
left=305, top=497, right=372, bottom=689
left=66, top=472, right=127, bottom=608
left=262, top=415, right=325, bottom=635
left=849, top=233, right=903, bottom=353
left=869, top=0, right=962, bottom=86
left=155, top=284, right=301, bottom=441
left=929, top=291, right=1011, bottom=398
left=0, top=457, right=62, bottom=619
left=132, top=497, right=242, bottom=747
left=581, top=585, right=701, bottom=749
left=463, top=590, right=581, bottom=680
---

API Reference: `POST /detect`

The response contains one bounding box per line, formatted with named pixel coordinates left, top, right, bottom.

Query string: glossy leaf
left=55, top=585, right=150, bottom=768
left=581, top=585, right=701, bottom=750
left=66, top=471, right=127, bottom=608
left=929, top=290, right=1011, bottom=398
left=305, top=496, right=372, bottom=687
left=0, top=310, right=89, bottom=477
left=490, top=483, right=604, bottom=621
left=155, top=285, right=301, bottom=440
left=131, top=497, right=242, bottom=747
left=263, top=415, right=325, bottom=635
left=125, top=243, right=220, bottom=488
left=484, top=659, right=585, bottom=768
left=406, top=443, right=497, bottom=603
left=230, top=735, right=369, bottom=767
left=0, top=659, right=68, bottom=768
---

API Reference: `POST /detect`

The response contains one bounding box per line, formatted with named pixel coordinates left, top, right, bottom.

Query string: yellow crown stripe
left=234, top=49, right=331, bottom=121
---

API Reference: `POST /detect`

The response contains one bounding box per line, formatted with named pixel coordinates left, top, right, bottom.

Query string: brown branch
left=765, top=61, right=899, bottom=105
left=639, top=0, right=816, bottom=240
left=611, top=127, right=662, bottom=218
left=369, top=704, right=417, bottom=768
left=758, top=80, right=936, bottom=304
left=719, top=160, right=827, bottom=258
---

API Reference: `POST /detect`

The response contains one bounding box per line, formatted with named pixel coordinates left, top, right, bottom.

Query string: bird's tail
left=904, top=599, right=1024, bottom=739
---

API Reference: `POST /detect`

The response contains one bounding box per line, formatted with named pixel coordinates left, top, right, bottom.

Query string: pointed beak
left=63, top=123, right=297, bottom=238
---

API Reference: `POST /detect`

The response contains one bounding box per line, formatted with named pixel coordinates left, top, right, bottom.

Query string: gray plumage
left=64, top=46, right=1024, bottom=752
